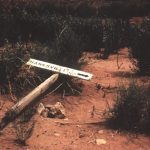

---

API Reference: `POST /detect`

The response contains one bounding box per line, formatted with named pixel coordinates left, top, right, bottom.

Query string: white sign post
left=26, top=58, right=93, bottom=80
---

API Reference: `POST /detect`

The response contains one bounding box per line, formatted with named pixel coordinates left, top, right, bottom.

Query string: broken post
left=0, top=74, right=59, bottom=130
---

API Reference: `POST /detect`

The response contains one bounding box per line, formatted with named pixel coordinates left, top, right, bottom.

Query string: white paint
left=26, top=58, right=93, bottom=80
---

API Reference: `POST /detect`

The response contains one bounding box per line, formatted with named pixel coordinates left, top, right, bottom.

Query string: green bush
left=107, top=80, right=150, bottom=134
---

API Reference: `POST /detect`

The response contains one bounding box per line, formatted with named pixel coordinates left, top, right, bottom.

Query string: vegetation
left=14, top=121, right=34, bottom=146
left=0, top=41, right=36, bottom=95
left=13, top=107, right=35, bottom=146
left=0, top=19, right=84, bottom=95
left=0, top=11, right=130, bottom=95
left=107, top=80, right=150, bottom=134
left=0, top=1, right=149, bottom=95
left=130, top=17, right=150, bottom=75
left=0, top=0, right=149, bottom=18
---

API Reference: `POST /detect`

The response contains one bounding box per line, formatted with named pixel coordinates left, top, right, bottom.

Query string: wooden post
left=0, top=74, right=59, bottom=130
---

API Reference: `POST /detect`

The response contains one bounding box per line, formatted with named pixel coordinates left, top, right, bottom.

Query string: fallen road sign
left=26, top=58, right=93, bottom=80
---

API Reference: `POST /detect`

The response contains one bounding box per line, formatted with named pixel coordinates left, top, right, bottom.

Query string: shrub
left=101, top=18, right=128, bottom=58
left=107, top=80, right=150, bottom=134
left=44, top=20, right=84, bottom=95
left=0, top=42, right=77, bottom=95
left=51, top=22, right=83, bottom=68
left=70, top=17, right=128, bottom=56
left=13, top=107, right=35, bottom=146
left=130, top=17, right=150, bottom=75
left=14, top=121, right=34, bottom=146
left=0, top=41, right=44, bottom=95
left=70, top=17, right=103, bottom=51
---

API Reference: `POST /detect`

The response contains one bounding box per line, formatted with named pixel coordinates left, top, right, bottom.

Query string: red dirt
left=0, top=48, right=150, bottom=150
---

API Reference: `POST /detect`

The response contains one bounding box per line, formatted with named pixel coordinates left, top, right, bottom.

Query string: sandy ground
left=0, top=48, right=150, bottom=150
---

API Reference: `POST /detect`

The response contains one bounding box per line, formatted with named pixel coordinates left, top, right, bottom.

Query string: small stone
left=64, top=118, right=69, bottom=121
left=98, top=130, right=104, bottom=134
left=96, top=139, right=107, bottom=145
left=54, top=133, right=61, bottom=137
left=41, top=108, right=49, bottom=118
left=79, top=133, right=85, bottom=138
left=46, top=102, right=66, bottom=119
left=37, top=103, right=45, bottom=115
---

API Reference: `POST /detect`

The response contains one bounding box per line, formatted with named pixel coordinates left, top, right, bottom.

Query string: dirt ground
left=0, top=48, right=150, bottom=150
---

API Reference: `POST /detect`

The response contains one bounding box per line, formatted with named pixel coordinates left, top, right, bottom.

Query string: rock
left=41, top=108, right=49, bottom=118
left=95, top=139, right=107, bottom=145
left=98, top=130, right=104, bottom=134
left=54, top=133, right=61, bottom=137
left=64, top=118, right=69, bottom=121
left=45, top=102, right=66, bottom=119
left=37, top=102, right=66, bottom=119
left=76, top=125, right=81, bottom=128
left=79, top=133, right=85, bottom=138
left=37, top=103, right=45, bottom=115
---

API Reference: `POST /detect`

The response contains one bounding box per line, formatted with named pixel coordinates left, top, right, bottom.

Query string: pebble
left=96, top=139, right=107, bottom=145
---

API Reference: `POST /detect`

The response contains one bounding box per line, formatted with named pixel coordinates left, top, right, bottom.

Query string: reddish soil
left=0, top=48, right=150, bottom=150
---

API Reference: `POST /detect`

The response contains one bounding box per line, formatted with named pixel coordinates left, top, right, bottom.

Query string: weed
left=107, top=80, right=150, bottom=134
left=14, top=121, right=34, bottom=146
left=13, top=107, right=35, bottom=146
left=0, top=41, right=41, bottom=95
